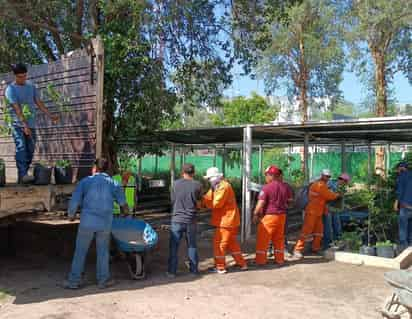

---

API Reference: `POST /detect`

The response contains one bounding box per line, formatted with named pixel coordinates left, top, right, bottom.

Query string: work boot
left=62, top=280, right=80, bottom=290
left=292, top=251, right=303, bottom=260
left=21, top=175, right=35, bottom=184
left=240, top=264, right=249, bottom=271
left=208, top=267, right=227, bottom=274
left=166, top=272, right=176, bottom=279
left=98, top=279, right=116, bottom=289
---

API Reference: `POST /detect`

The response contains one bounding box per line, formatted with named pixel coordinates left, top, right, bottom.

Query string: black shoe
left=21, top=175, right=35, bottom=184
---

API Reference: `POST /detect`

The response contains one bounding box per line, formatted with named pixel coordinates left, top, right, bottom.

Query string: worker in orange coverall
left=293, top=169, right=340, bottom=259
left=202, top=167, right=248, bottom=274
left=253, top=165, right=293, bottom=265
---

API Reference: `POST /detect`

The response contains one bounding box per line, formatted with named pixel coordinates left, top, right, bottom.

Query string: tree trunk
left=373, top=51, right=387, bottom=177
left=374, top=52, right=387, bottom=117
left=298, top=35, right=309, bottom=122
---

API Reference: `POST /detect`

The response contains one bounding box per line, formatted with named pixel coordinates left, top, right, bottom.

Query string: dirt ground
left=0, top=223, right=393, bottom=319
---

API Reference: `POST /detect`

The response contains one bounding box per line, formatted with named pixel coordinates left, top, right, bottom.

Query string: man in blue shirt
left=5, top=63, right=59, bottom=183
left=64, top=158, right=128, bottom=289
left=395, top=164, right=412, bottom=251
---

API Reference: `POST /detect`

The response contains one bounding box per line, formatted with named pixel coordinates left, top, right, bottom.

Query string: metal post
left=179, top=147, right=183, bottom=171
left=367, top=143, right=372, bottom=183
left=213, top=146, right=217, bottom=167
left=258, top=145, right=263, bottom=184
left=341, top=142, right=347, bottom=173
left=222, top=144, right=226, bottom=176
left=154, top=154, right=158, bottom=175
left=138, top=157, right=142, bottom=192
left=310, top=145, right=315, bottom=180
left=241, top=125, right=252, bottom=242
left=170, top=144, right=176, bottom=196
left=304, top=134, right=310, bottom=184
left=386, top=143, right=391, bottom=175
left=288, top=144, right=292, bottom=178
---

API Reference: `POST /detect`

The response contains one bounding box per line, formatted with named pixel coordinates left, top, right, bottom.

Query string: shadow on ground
left=0, top=220, right=330, bottom=305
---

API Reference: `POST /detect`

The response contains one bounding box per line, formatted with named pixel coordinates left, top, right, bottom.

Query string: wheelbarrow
left=381, top=270, right=412, bottom=318
left=111, top=217, right=158, bottom=280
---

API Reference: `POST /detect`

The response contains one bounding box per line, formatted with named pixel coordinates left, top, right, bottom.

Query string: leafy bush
left=341, top=231, right=362, bottom=252
left=55, top=159, right=71, bottom=168
left=376, top=240, right=394, bottom=247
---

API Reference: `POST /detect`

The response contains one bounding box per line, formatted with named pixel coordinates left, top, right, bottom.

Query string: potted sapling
left=54, top=160, right=73, bottom=184
left=34, top=161, right=52, bottom=185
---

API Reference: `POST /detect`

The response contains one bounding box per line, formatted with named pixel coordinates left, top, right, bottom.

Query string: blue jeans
left=323, top=212, right=342, bottom=250
left=168, top=222, right=198, bottom=274
left=399, top=207, right=412, bottom=249
left=68, top=228, right=111, bottom=286
left=12, top=126, right=36, bottom=179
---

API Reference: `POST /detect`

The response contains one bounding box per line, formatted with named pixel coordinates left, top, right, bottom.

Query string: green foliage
left=0, top=158, right=5, bottom=170
left=117, top=152, right=137, bottom=174
left=46, top=84, right=71, bottom=113
left=341, top=231, right=362, bottom=252
left=0, top=97, right=12, bottom=137
left=345, top=0, right=412, bottom=115
left=376, top=240, right=394, bottom=247
left=211, top=93, right=278, bottom=126
left=55, top=159, right=71, bottom=168
left=21, top=104, right=32, bottom=120
left=233, top=0, right=344, bottom=119
left=0, top=0, right=234, bottom=163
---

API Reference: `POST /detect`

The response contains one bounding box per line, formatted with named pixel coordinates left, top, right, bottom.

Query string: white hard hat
left=204, top=167, right=223, bottom=179
left=321, top=169, right=331, bottom=177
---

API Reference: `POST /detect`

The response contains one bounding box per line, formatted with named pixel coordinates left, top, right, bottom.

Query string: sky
left=224, top=67, right=412, bottom=106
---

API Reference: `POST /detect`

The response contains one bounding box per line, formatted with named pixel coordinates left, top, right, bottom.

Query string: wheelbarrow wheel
left=126, top=253, right=146, bottom=280
left=381, top=293, right=410, bottom=318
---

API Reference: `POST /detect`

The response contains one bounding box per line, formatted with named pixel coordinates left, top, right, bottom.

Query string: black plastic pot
left=0, top=159, right=5, bottom=187
left=34, top=164, right=52, bottom=185
left=54, top=166, right=73, bottom=184
left=359, top=245, right=376, bottom=256
left=376, top=245, right=395, bottom=258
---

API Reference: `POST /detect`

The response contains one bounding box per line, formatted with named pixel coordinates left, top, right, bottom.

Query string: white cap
left=321, top=169, right=331, bottom=177
left=204, top=167, right=223, bottom=179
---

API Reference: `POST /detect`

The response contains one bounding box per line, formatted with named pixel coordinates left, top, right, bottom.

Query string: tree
left=232, top=0, right=345, bottom=121
left=311, top=99, right=355, bottom=120
left=0, top=0, right=233, bottom=168
left=345, top=0, right=412, bottom=175
left=211, top=92, right=278, bottom=126
left=346, top=0, right=412, bottom=116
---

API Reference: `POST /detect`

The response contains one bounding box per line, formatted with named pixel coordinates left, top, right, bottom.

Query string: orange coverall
left=203, top=179, right=247, bottom=271
left=294, top=180, right=339, bottom=253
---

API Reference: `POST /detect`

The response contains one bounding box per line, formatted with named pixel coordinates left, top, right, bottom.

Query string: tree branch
left=0, top=11, right=90, bottom=46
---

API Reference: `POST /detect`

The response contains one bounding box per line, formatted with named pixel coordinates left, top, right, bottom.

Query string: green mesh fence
left=136, top=151, right=404, bottom=184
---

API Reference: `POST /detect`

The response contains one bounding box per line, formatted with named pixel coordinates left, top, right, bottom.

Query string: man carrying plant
left=293, top=169, right=340, bottom=259
left=167, top=163, right=202, bottom=277
left=64, top=158, right=128, bottom=289
left=395, top=163, right=412, bottom=251
left=322, top=173, right=350, bottom=250
left=202, top=167, right=248, bottom=274
left=5, top=63, right=59, bottom=184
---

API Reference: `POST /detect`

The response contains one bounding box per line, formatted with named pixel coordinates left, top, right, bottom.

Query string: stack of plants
left=339, top=171, right=399, bottom=258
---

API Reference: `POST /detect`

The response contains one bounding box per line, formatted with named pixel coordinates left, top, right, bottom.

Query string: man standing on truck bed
left=5, top=63, right=59, bottom=184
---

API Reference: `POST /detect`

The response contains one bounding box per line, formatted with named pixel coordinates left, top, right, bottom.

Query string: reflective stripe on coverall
left=256, top=214, right=286, bottom=265
left=294, top=180, right=339, bottom=253
left=203, top=179, right=246, bottom=270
